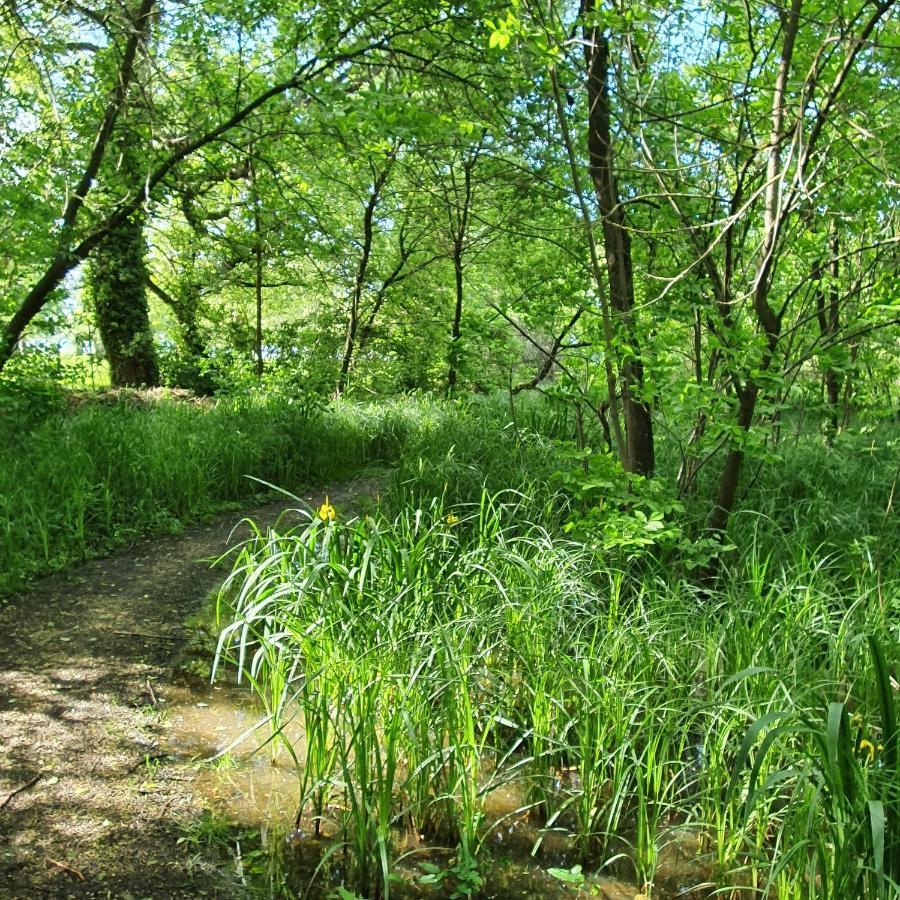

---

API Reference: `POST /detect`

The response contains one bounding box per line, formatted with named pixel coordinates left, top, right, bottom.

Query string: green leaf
left=868, top=800, right=885, bottom=894
left=547, top=865, right=584, bottom=884
left=488, top=30, right=510, bottom=50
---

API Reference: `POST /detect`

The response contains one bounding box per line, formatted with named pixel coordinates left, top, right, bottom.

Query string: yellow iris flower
left=858, top=739, right=883, bottom=764
left=446, top=513, right=460, bottom=525
left=317, top=497, right=336, bottom=523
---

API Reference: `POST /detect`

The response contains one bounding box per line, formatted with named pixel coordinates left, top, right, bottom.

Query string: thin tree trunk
left=447, top=248, right=464, bottom=395
left=447, top=155, right=474, bottom=396
left=336, top=154, right=394, bottom=396
left=547, top=68, right=627, bottom=466
left=708, top=0, right=802, bottom=534
left=251, top=156, right=264, bottom=377
left=677, top=307, right=711, bottom=494
left=254, top=234, right=263, bottom=377
left=582, top=7, right=654, bottom=475
left=709, top=383, right=759, bottom=533
left=841, top=339, right=858, bottom=430
left=815, top=229, right=841, bottom=441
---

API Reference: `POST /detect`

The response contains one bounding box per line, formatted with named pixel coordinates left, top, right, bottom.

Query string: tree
left=0, top=0, right=457, bottom=369
left=86, top=134, right=160, bottom=387
left=492, top=0, right=897, bottom=536
left=85, top=1, right=160, bottom=387
left=580, top=0, right=654, bottom=474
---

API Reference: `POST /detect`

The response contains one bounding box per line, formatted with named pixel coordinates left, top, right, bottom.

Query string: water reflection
left=161, top=682, right=714, bottom=899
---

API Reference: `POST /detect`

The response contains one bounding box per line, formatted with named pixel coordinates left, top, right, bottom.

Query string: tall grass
left=0, top=390, right=564, bottom=593
left=4, top=380, right=897, bottom=896
left=213, top=446, right=898, bottom=898
left=0, top=393, right=428, bottom=593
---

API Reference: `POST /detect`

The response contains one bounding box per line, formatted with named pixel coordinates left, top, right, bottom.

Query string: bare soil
left=0, top=483, right=373, bottom=899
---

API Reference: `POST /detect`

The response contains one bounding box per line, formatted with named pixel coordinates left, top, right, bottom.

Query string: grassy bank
left=0, top=392, right=416, bottom=594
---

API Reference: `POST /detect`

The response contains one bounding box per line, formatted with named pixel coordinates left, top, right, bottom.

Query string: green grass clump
left=213, top=476, right=898, bottom=899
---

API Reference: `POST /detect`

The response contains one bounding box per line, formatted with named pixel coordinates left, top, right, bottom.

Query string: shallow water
left=163, top=681, right=303, bottom=827
left=161, top=681, right=715, bottom=899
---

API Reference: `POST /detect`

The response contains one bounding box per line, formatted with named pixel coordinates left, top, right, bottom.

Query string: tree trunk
left=336, top=154, right=394, bottom=397
left=447, top=247, right=464, bottom=395
left=841, top=339, right=858, bottom=431
left=815, top=229, right=841, bottom=441
left=446, top=155, right=475, bottom=397
left=677, top=308, right=715, bottom=495
left=88, top=204, right=160, bottom=388
left=582, top=10, right=654, bottom=475
left=709, top=383, right=759, bottom=533
left=252, top=159, right=264, bottom=378
left=707, top=0, right=801, bottom=534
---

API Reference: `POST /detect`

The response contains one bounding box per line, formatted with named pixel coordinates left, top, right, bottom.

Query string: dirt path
left=0, top=481, right=376, bottom=899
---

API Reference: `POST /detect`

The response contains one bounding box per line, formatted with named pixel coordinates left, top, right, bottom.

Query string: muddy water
left=163, top=681, right=302, bottom=828
left=159, top=682, right=714, bottom=899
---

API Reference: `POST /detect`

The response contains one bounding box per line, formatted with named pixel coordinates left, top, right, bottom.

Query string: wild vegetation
left=207, top=406, right=897, bottom=899
left=1, top=0, right=898, bottom=897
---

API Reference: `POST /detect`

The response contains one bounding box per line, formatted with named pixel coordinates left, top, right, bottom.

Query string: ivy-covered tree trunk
left=87, top=199, right=160, bottom=388
left=84, top=1, right=159, bottom=390
left=147, top=278, right=205, bottom=361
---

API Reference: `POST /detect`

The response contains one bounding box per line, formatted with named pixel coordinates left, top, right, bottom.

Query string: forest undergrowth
left=205, top=394, right=897, bottom=899
left=2, top=385, right=897, bottom=898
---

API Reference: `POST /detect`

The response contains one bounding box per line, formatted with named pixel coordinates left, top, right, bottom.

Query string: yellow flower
left=446, top=513, right=460, bottom=525
left=317, top=496, right=336, bottom=523
left=859, top=739, right=876, bottom=764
